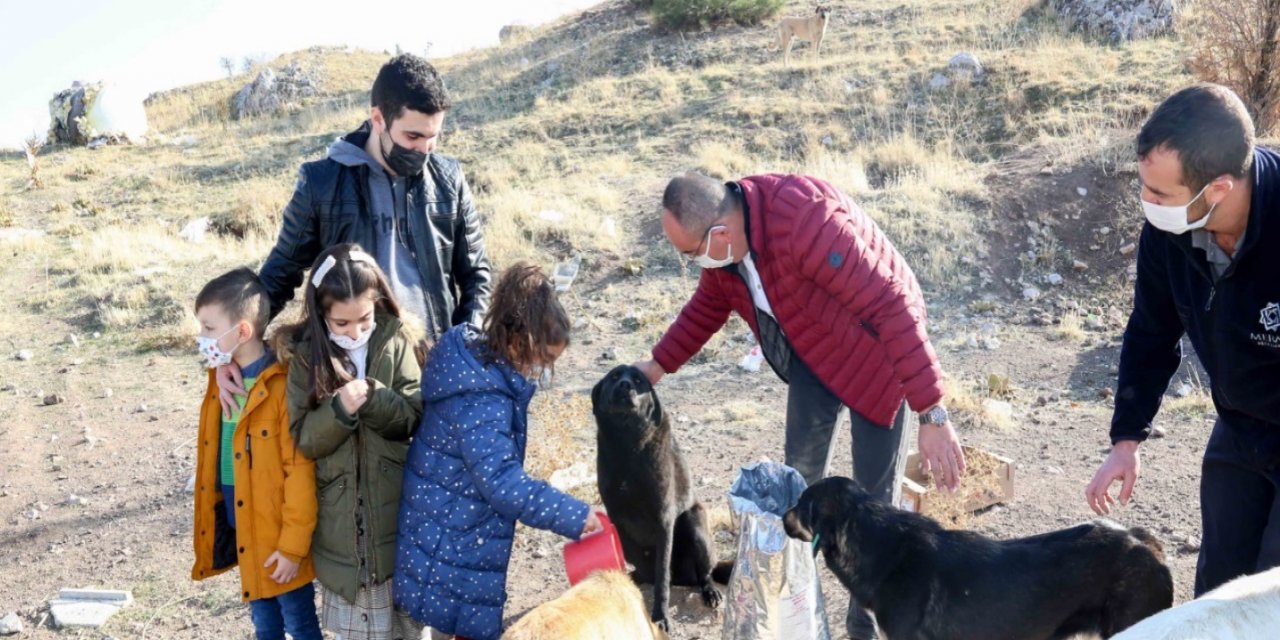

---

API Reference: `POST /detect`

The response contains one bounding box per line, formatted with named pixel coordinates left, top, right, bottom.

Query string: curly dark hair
left=371, top=53, right=452, bottom=123
left=483, top=262, right=571, bottom=376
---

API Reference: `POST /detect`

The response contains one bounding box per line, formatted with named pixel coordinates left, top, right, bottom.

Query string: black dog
left=784, top=477, right=1173, bottom=640
left=592, top=365, right=730, bottom=631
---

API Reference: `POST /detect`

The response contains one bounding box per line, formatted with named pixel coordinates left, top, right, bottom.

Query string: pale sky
left=0, top=0, right=604, bottom=148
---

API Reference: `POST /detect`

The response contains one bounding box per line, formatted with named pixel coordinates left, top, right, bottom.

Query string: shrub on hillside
left=1179, top=0, right=1280, bottom=134
left=650, top=0, right=785, bottom=30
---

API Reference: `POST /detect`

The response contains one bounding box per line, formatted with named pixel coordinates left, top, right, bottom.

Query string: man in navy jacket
left=1087, top=83, right=1280, bottom=595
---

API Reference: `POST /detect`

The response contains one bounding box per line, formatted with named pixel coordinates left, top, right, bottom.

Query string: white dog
left=1112, top=566, right=1280, bottom=639
left=778, top=6, right=831, bottom=66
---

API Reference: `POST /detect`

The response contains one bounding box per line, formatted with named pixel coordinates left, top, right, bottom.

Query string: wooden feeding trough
left=898, top=446, right=1014, bottom=527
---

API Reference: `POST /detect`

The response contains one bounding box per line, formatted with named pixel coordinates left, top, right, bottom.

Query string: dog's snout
left=618, top=377, right=635, bottom=392
left=783, top=507, right=812, bottom=542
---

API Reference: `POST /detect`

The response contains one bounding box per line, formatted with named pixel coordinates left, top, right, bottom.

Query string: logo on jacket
left=1262, top=302, right=1280, bottom=332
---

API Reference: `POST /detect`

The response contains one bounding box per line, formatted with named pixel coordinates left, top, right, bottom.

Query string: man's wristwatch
left=918, top=404, right=949, bottom=426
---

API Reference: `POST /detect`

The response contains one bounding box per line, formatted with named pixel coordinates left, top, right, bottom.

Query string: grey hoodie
left=326, top=137, right=430, bottom=326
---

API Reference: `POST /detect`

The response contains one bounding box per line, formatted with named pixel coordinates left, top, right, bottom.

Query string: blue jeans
left=248, top=582, right=322, bottom=640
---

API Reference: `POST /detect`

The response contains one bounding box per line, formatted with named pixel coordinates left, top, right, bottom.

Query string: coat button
left=238, top=546, right=245, bottom=554
left=261, top=430, right=268, bottom=437
left=237, top=500, right=244, bottom=507
left=244, top=591, right=250, bottom=598
left=235, top=453, right=241, bottom=460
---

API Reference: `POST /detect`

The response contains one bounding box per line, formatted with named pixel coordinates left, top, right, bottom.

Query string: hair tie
left=310, top=255, right=337, bottom=287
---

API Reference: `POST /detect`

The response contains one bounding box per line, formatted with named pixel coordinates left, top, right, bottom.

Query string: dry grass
left=0, top=0, right=1200, bottom=352
left=1052, top=311, right=1087, bottom=342
left=947, top=374, right=1016, bottom=431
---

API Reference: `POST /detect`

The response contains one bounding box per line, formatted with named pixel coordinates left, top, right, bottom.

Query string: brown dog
left=501, top=570, right=669, bottom=640
left=779, top=6, right=832, bottom=66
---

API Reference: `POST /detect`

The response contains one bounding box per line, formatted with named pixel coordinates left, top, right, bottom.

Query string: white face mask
left=329, top=319, right=376, bottom=351
left=692, top=224, right=734, bottom=269
left=197, top=325, right=242, bottom=368
left=1141, top=182, right=1223, bottom=235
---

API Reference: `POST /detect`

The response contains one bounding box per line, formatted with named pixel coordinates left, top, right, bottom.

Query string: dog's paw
left=654, top=616, right=671, bottom=632
left=701, top=585, right=723, bottom=609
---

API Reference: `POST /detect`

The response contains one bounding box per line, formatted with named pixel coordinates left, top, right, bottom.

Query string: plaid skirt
left=320, top=580, right=425, bottom=640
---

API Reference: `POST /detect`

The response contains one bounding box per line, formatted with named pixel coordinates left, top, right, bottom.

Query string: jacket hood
left=328, top=121, right=383, bottom=170
left=421, top=324, right=529, bottom=405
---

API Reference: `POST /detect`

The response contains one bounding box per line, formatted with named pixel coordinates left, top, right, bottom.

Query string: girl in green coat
left=278, top=243, right=424, bottom=640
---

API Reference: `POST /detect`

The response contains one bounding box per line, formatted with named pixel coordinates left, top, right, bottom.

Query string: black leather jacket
left=259, top=123, right=491, bottom=339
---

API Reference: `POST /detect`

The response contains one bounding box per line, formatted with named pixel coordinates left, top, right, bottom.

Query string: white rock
left=929, top=73, right=951, bottom=90
left=536, top=209, right=565, bottom=223
left=982, top=399, right=1014, bottom=421
left=102, top=388, right=113, bottom=399
left=1076, top=187, right=1088, bottom=197
left=179, top=217, right=209, bottom=243
left=946, top=52, right=983, bottom=79
left=1049, top=0, right=1175, bottom=42
left=1022, top=286, right=1042, bottom=301
left=1173, top=382, right=1192, bottom=398
left=14, top=350, right=32, bottom=362
left=1119, top=243, right=1137, bottom=256
left=821, top=135, right=833, bottom=146
left=0, top=612, right=22, bottom=635
left=737, top=345, right=764, bottom=372
left=1046, top=273, right=1064, bottom=286
left=185, top=474, right=196, bottom=494
left=548, top=462, right=593, bottom=492
left=981, top=336, right=1002, bottom=351
left=66, top=333, right=81, bottom=347
left=65, top=494, right=88, bottom=506
left=49, top=587, right=133, bottom=628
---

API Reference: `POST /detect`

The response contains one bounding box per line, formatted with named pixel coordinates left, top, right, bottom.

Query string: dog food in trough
left=899, top=446, right=1014, bottom=528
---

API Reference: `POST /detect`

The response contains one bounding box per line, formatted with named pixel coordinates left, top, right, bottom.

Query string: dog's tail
left=711, top=559, right=735, bottom=585
left=1128, top=526, right=1166, bottom=563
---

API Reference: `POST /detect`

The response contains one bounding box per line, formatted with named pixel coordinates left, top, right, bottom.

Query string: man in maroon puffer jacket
left=633, top=172, right=966, bottom=640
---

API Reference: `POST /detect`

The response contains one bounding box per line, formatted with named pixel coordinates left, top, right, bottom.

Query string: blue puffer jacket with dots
left=394, top=324, right=588, bottom=640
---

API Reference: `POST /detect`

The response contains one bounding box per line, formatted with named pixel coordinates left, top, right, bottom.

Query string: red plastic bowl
left=563, top=513, right=625, bottom=585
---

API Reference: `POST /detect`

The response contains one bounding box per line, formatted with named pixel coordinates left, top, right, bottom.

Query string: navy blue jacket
left=394, top=324, right=588, bottom=640
left=1113, top=147, right=1280, bottom=442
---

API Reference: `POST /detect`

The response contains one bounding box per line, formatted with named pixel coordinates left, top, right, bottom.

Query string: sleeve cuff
left=332, top=397, right=357, bottom=429
left=277, top=550, right=304, bottom=565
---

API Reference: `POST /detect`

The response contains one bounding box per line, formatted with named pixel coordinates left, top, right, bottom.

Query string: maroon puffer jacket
left=651, top=174, right=944, bottom=427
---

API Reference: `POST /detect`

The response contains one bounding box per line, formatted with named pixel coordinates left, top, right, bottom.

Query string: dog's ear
left=590, top=374, right=605, bottom=414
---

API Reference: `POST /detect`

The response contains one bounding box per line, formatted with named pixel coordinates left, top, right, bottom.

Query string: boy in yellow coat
left=191, top=268, right=321, bottom=640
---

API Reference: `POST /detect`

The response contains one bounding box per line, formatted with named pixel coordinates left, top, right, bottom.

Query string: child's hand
left=581, top=509, right=605, bottom=537
left=337, top=379, right=370, bottom=415
left=264, top=551, right=300, bottom=584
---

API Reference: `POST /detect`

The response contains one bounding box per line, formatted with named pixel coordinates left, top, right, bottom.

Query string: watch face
left=928, top=406, right=947, bottom=424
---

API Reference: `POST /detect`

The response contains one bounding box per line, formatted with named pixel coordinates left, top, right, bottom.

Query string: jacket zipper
left=245, top=433, right=252, bottom=469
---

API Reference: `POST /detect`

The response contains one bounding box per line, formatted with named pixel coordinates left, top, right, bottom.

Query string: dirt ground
left=0, top=161, right=1213, bottom=639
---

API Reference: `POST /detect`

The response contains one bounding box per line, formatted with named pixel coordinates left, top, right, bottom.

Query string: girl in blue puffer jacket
left=394, top=262, right=603, bottom=640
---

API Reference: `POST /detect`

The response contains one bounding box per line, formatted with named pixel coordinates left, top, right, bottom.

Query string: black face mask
left=380, top=127, right=427, bottom=177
